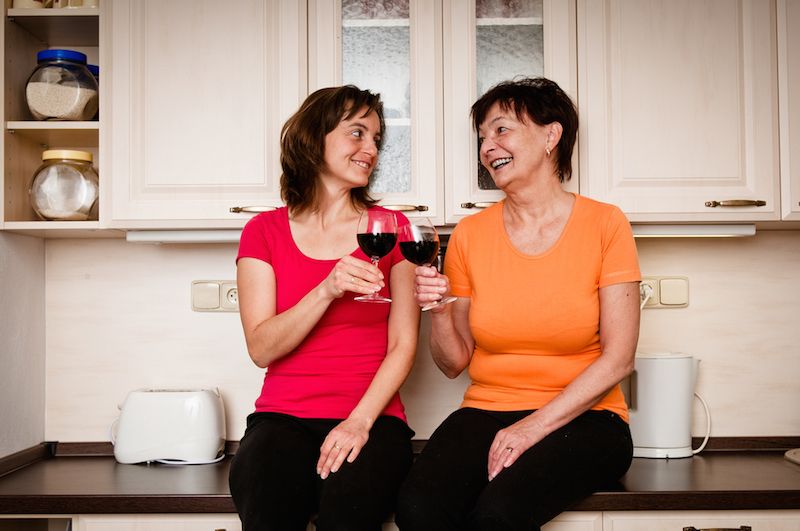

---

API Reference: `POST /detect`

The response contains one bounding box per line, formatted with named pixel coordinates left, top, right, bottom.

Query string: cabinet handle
left=229, top=206, right=278, bottom=214
left=460, top=201, right=496, bottom=209
left=683, top=527, right=752, bottom=531
left=382, top=204, right=429, bottom=212
left=704, top=200, right=766, bottom=208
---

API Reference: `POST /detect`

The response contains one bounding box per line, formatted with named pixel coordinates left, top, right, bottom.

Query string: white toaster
left=112, top=388, right=226, bottom=464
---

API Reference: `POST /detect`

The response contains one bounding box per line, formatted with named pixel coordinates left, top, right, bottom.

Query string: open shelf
left=7, top=7, right=99, bottom=46
left=3, top=6, right=101, bottom=227
left=7, top=121, right=99, bottom=146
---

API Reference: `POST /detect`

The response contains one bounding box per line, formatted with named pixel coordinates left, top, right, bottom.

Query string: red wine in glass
left=398, top=219, right=456, bottom=311
left=355, top=209, right=397, bottom=303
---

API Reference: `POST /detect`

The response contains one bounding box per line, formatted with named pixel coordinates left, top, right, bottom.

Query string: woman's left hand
left=317, top=416, right=371, bottom=480
left=487, top=417, right=545, bottom=481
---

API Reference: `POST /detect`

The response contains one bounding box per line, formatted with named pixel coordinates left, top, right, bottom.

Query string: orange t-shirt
left=445, top=194, right=641, bottom=421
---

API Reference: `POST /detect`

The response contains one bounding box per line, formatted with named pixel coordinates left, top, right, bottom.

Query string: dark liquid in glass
left=357, top=232, right=397, bottom=258
left=399, top=240, right=439, bottom=266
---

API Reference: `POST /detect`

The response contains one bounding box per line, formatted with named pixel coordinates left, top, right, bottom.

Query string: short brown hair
left=471, top=77, right=577, bottom=182
left=280, top=85, right=385, bottom=214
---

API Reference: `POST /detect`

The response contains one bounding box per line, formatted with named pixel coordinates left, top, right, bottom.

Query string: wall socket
left=640, top=276, right=689, bottom=308
left=191, top=280, right=239, bottom=312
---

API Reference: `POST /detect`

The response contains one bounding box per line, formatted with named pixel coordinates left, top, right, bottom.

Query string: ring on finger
left=334, top=444, right=342, bottom=450
left=505, top=447, right=513, bottom=453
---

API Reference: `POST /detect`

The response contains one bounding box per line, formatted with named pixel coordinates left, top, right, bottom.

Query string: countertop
left=1, top=447, right=800, bottom=514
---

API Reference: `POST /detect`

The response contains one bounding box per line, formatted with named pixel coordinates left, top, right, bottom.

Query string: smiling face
left=477, top=102, right=554, bottom=191
left=321, top=106, right=382, bottom=190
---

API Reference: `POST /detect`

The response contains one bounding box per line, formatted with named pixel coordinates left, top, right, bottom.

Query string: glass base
left=355, top=294, right=392, bottom=303
left=421, top=296, right=456, bottom=312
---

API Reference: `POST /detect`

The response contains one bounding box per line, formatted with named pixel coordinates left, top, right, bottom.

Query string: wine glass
left=398, top=219, right=456, bottom=312
left=355, top=209, right=398, bottom=303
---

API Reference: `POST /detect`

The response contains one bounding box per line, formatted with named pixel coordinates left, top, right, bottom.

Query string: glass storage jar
left=25, top=49, right=99, bottom=121
left=29, top=150, right=99, bottom=221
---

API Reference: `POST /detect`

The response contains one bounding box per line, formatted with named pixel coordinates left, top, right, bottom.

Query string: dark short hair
left=471, top=77, right=577, bottom=182
left=280, top=85, right=385, bottom=214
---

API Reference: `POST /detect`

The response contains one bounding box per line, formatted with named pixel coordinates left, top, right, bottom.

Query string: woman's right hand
left=414, top=266, right=452, bottom=312
left=321, top=255, right=385, bottom=300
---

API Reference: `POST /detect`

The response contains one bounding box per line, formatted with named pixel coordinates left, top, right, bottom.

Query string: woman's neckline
left=498, top=193, right=579, bottom=259
left=283, top=207, right=362, bottom=263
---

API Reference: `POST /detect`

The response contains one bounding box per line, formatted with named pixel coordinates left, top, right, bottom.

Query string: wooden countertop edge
left=570, top=490, right=800, bottom=511
left=0, top=495, right=237, bottom=514
left=1, top=491, right=799, bottom=515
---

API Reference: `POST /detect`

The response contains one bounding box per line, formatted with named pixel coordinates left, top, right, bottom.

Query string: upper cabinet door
left=106, top=0, right=306, bottom=228
left=578, top=0, right=780, bottom=222
left=779, top=0, right=800, bottom=220
left=309, top=0, right=444, bottom=223
left=444, top=0, right=578, bottom=223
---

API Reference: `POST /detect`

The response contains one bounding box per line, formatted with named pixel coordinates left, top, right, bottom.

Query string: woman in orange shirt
left=396, top=78, right=641, bottom=531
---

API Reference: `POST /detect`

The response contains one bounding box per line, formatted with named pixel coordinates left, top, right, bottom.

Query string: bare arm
left=414, top=266, right=474, bottom=378
left=487, top=281, right=641, bottom=480
left=317, top=259, right=420, bottom=478
left=237, top=255, right=385, bottom=368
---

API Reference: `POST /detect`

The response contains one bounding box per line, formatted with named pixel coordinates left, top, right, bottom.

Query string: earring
left=545, top=146, right=551, bottom=157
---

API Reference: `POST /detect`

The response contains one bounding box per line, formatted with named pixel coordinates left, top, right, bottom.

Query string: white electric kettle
left=626, top=352, right=711, bottom=459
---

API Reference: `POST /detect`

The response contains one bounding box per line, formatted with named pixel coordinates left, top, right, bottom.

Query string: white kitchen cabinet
left=77, top=514, right=241, bottom=531
left=106, top=0, right=305, bottom=228
left=1, top=7, right=101, bottom=233
left=779, top=0, right=800, bottom=220
left=309, top=0, right=444, bottom=223
left=577, top=0, right=781, bottom=222
left=543, top=512, right=603, bottom=531
left=603, top=509, right=800, bottom=530
left=444, top=0, right=578, bottom=223
left=309, top=0, right=576, bottom=224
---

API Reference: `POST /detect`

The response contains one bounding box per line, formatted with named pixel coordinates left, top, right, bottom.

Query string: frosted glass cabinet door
left=309, top=0, right=444, bottom=223
left=577, top=0, right=780, bottom=222
left=444, top=0, right=578, bottom=223
left=106, top=0, right=306, bottom=227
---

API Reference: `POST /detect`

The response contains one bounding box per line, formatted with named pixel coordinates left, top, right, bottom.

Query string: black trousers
left=395, top=408, right=633, bottom=531
left=229, top=412, right=414, bottom=531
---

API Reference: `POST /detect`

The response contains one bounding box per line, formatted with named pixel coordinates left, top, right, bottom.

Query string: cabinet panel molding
left=107, top=0, right=306, bottom=226
left=779, top=0, right=800, bottom=220
left=578, top=0, right=780, bottom=221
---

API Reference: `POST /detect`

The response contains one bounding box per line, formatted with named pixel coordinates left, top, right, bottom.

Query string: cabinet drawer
left=603, top=510, right=800, bottom=531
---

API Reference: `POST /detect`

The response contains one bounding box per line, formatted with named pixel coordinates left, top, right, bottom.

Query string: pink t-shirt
left=236, top=206, right=408, bottom=421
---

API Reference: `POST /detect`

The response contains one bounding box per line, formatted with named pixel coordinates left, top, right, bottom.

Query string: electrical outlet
left=640, top=276, right=689, bottom=308
left=640, top=278, right=660, bottom=308
left=220, top=282, right=239, bottom=311
left=191, top=280, right=239, bottom=312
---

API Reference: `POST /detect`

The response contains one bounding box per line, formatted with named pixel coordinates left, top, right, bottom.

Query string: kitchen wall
left=0, top=233, right=45, bottom=457
left=43, top=230, right=800, bottom=443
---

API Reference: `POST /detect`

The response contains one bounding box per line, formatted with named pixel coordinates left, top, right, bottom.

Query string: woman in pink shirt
left=229, top=85, right=420, bottom=530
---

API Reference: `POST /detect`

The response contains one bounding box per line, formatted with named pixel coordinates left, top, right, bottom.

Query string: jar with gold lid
left=29, top=149, right=99, bottom=221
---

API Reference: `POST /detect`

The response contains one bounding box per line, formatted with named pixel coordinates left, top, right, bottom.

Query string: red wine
left=357, top=232, right=397, bottom=258
left=400, top=240, right=439, bottom=266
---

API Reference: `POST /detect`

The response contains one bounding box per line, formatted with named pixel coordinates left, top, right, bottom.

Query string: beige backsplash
left=43, top=230, right=800, bottom=442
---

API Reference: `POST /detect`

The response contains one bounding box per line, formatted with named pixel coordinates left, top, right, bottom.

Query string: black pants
left=395, top=408, right=633, bottom=531
left=229, top=412, right=414, bottom=531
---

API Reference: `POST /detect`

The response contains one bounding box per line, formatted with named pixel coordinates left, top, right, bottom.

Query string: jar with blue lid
left=25, top=49, right=99, bottom=121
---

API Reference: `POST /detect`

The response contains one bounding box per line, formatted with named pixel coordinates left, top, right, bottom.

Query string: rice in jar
left=25, top=49, right=99, bottom=121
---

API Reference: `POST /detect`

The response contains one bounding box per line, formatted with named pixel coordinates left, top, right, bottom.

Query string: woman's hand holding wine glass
left=398, top=219, right=456, bottom=312
left=321, top=255, right=385, bottom=300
